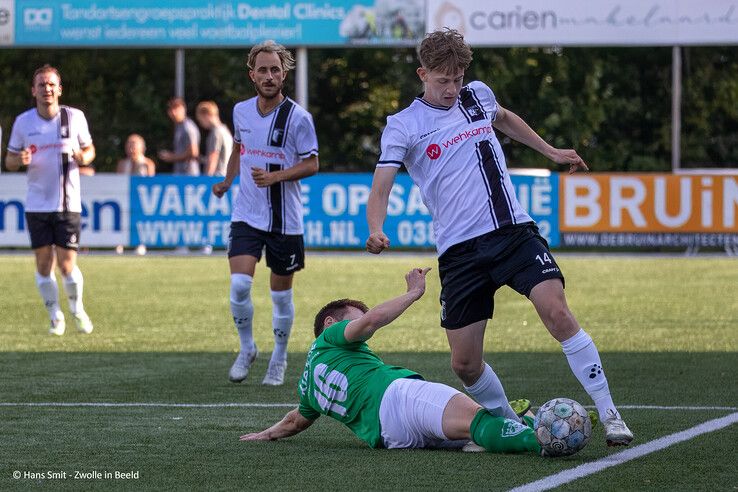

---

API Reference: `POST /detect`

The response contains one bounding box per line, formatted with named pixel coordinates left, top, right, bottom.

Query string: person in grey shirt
left=196, top=101, right=233, bottom=176
left=158, top=97, right=200, bottom=175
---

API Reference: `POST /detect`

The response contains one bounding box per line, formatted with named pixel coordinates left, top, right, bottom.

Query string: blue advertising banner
left=12, top=0, right=424, bottom=47
left=128, top=172, right=559, bottom=249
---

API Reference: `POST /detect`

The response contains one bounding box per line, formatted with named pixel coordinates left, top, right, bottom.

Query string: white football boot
left=261, top=359, right=287, bottom=386
left=603, top=409, right=634, bottom=446
left=49, top=314, right=66, bottom=336
left=228, top=346, right=258, bottom=383
left=73, top=311, right=94, bottom=334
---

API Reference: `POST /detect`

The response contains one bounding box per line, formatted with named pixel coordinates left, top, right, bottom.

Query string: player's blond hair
left=417, top=29, right=472, bottom=74
left=247, top=40, right=295, bottom=72
left=32, top=64, right=61, bottom=85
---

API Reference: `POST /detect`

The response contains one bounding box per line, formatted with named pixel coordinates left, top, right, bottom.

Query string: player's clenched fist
left=212, top=181, right=231, bottom=198
left=405, top=267, right=431, bottom=298
left=366, top=231, right=390, bottom=254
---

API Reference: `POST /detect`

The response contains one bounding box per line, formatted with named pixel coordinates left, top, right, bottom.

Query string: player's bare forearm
left=239, top=408, right=314, bottom=441
left=253, top=155, right=318, bottom=187
left=366, top=167, right=397, bottom=253
left=493, top=106, right=553, bottom=157
left=5, top=152, right=24, bottom=171
left=343, top=267, right=430, bottom=342
left=493, top=106, right=589, bottom=173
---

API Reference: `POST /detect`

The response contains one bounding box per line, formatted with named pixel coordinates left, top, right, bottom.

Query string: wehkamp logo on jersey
left=426, top=144, right=442, bottom=160
left=28, top=144, right=38, bottom=154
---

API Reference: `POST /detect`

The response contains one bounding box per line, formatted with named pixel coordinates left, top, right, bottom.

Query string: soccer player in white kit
left=5, top=65, right=95, bottom=336
left=366, top=30, right=633, bottom=446
left=213, top=41, right=319, bottom=386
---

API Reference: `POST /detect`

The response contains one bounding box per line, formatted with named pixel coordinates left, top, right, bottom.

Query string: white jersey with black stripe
left=377, top=80, right=532, bottom=255
left=231, top=96, right=319, bottom=235
left=7, top=106, right=92, bottom=213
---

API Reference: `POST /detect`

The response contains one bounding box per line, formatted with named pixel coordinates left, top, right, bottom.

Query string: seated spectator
left=117, top=134, right=156, bottom=176
left=196, top=101, right=233, bottom=177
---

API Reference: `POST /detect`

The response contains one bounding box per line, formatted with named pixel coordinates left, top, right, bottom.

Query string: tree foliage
left=1, top=46, right=735, bottom=172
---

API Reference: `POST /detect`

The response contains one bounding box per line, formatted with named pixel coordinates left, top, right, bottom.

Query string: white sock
left=463, top=362, right=520, bottom=422
left=561, top=329, right=619, bottom=421
left=230, top=274, right=255, bottom=353
left=62, top=266, right=85, bottom=315
left=35, top=272, right=63, bottom=321
left=270, top=289, right=294, bottom=363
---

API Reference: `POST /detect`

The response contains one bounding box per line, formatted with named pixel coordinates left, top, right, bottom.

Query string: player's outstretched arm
left=366, top=166, right=397, bottom=254
left=343, top=267, right=430, bottom=342
left=492, top=105, right=589, bottom=174
left=240, top=408, right=315, bottom=442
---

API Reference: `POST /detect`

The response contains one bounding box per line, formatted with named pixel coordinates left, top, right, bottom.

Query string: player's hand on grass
left=239, top=431, right=273, bottom=441
left=405, top=267, right=431, bottom=299
left=212, top=181, right=231, bottom=198
left=548, top=148, right=589, bottom=174
left=366, top=231, right=390, bottom=254
left=251, top=167, right=278, bottom=187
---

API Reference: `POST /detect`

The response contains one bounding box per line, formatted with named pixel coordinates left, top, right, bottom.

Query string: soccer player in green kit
left=240, top=267, right=541, bottom=454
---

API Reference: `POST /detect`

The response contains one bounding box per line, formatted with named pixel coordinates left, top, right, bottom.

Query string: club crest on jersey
left=426, top=144, right=442, bottom=160
left=468, top=106, right=481, bottom=117
left=61, top=127, right=69, bottom=138
left=271, top=129, right=283, bottom=145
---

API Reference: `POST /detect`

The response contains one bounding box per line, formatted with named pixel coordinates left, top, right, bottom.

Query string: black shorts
left=438, top=223, right=565, bottom=329
left=25, top=212, right=81, bottom=251
left=228, top=221, right=304, bottom=276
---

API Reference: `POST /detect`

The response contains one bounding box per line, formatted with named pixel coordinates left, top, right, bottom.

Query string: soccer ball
left=534, top=398, right=591, bottom=457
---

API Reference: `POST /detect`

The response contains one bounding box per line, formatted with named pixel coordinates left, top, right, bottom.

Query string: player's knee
left=230, top=274, right=253, bottom=304
left=545, top=307, right=578, bottom=340
left=271, top=289, right=294, bottom=318
left=451, top=357, right=483, bottom=382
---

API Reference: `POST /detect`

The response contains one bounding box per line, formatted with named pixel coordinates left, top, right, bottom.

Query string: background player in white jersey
left=241, top=267, right=542, bottom=455
left=5, top=65, right=95, bottom=336
left=213, top=41, right=319, bottom=386
left=366, top=30, right=633, bottom=447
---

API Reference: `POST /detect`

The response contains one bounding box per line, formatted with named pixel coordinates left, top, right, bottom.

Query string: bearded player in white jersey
left=213, top=41, right=319, bottom=386
left=6, top=65, right=95, bottom=336
left=366, top=30, right=633, bottom=447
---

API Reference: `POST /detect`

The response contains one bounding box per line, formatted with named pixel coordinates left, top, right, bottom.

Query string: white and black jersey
left=377, top=81, right=532, bottom=255
left=232, top=97, right=318, bottom=235
left=7, top=106, right=92, bottom=213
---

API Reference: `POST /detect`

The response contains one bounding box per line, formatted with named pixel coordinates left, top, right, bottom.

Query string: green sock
left=470, top=409, right=541, bottom=454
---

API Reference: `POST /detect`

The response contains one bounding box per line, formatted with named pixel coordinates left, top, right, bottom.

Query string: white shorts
left=378, top=377, right=466, bottom=449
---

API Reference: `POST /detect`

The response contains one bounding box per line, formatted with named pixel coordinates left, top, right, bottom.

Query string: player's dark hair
left=417, top=28, right=472, bottom=74
left=32, top=64, right=61, bottom=86
left=313, top=299, right=369, bottom=337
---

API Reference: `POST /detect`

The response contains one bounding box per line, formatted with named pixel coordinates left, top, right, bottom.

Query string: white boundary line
left=509, top=412, right=738, bottom=492
left=0, top=403, right=735, bottom=410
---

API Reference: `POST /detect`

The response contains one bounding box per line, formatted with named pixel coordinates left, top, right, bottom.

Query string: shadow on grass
left=1, top=351, right=735, bottom=406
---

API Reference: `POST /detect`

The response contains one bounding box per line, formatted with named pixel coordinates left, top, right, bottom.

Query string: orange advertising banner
left=560, top=174, right=738, bottom=233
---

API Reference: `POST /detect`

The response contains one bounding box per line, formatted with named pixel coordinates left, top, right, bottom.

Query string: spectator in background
left=117, top=133, right=156, bottom=176
left=116, top=133, right=155, bottom=256
left=196, top=101, right=233, bottom=177
left=158, top=97, right=200, bottom=175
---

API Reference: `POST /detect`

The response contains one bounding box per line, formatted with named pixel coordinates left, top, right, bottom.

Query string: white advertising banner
left=0, top=175, right=129, bottom=247
left=0, top=0, right=13, bottom=46
left=427, top=0, right=738, bottom=46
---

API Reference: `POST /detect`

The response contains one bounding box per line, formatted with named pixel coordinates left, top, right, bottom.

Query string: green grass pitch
left=0, top=253, right=736, bottom=490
